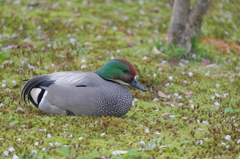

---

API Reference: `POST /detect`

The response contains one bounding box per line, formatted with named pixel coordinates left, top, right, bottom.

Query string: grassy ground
left=0, top=0, right=239, bottom=158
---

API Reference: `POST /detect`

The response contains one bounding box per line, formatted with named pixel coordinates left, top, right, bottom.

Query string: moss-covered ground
left=0, top=0, right=239, bottom=158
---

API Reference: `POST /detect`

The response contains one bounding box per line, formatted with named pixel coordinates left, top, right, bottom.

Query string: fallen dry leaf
left=161, top=112, right=169, bottom=118
left=151, top=46, right=162, bottom=54
left=163, top=101, right=178, bottom=106
left=158, top=91, right=169, bottom=98
left=16, top=106, right=25, bottom=112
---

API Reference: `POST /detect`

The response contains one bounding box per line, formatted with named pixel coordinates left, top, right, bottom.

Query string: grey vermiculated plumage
left=21, top=71, right=132, bottom=117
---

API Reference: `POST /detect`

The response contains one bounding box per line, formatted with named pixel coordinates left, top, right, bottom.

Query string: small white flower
left=223, top=93, right=229, bottom=98
left=154, top=132, right=161, bottom=135
left=12, top=154, right=19, bottom=159
left=195, top=140, right=203, bottom=145
left=34, top=142, right=39, bottom=146
left=161, top=60, right=167, bottom=64
left=216, top=84, right=220, bottom=87
left=27, top=64, right=35, bottom=69
left=178, top=103, right=183, bottom=106
left=16, top=138, right=21, bottom=142
left=81, top=65, right=86, bottom=69
left=81, top=59, right=86, bottom=63
left=31, top=150, right=37, bottom=154
left=100, top=133, right=105, bottom=136
left=202, top=121, right=209, bottom=124
left=37, top=25, right=41, bottom=30
left=168, top=76, right=173, bottom=80
left=139, top=141, right=145, bottom=145
left=153, top=73, right=157, bottom=77
left=205, top=71, right=210, bottom=76
left=214, top=102, right=220, bottom=106
left=221, top=142, right=226, bottom=145
left=78, top=137, right=83, bottom=140
left=49, top=143, right=53, bottom=146
left=12, top=80, right=16, bottom=84
left=225, top=135, right=231, bottom=141
left=96, top=35, right=102, bottom=39
left=145, top=129, right=150, bottom=133
left=173, top=93, right=179, bottom=97
left=188, top=72, right=193, bottom=77
left=42, top=147, right=46, bottom=151
left=3, top=151, right=9, bottom=156
left=142, top=56, right=148, bottom=60
left=112, top=26, right=118, bottom=30
left=165, top=83, right=170, bottom=86
left=9, top=147, right=14, bottom=152
left=116, top=50, right=121, bottom=53
left=0, top=103, right=4, bottom=108
left=55, top=142, right=61, bottom=146
left=237, top=139, right=240, bottom=144
left=215, top=93, right=220, bottom=97
left=169, top=115, right=175, bottom=118
left=152, top=98, right=158, bottom=101
left=70, top=38, right=76, bottom=43
left=47, top=134, right=51, bottom=138
left=2, top=83, right=6, bottom=87
left=133, top=98, right=138, bottom=102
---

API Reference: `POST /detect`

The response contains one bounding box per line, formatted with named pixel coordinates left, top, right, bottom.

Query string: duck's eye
left=123, top=69, right=128, bottom=73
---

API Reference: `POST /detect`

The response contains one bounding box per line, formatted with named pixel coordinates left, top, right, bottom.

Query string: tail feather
left=21, top=75, right=54, bottom=106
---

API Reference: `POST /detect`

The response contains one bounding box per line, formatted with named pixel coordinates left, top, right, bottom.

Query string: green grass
left=0, top=0, right=239, bottom=158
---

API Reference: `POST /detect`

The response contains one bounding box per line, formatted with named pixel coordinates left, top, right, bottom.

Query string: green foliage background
left=0, top=0, right=239, bottom=158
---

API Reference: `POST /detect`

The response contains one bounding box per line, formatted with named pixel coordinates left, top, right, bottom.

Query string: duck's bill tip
left=130, top=78, right=147, bottom=92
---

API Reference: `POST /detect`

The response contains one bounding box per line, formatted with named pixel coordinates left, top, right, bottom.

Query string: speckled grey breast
left=91, top=81, right=132, bottom=117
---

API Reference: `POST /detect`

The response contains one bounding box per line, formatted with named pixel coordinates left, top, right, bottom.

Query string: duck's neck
left=95, top=61, right=116, bottom=79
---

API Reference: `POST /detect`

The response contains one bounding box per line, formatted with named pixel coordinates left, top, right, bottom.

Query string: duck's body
left=21, top=59, right=146, bottom=117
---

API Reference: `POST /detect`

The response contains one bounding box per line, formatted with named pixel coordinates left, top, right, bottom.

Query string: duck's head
left=96, top=59, right=147, bottom=92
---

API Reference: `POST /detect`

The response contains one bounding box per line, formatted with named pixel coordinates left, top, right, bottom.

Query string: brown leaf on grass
left=201, top=58, right=211, bottom=66
left=185, top=91, right=194, bottom=98
left=151, top=46, right=162, bottom=55
left=163, top=101, right=178, bottom=106
left=16, top=106, right=25, bottom=112
left=158, top=91, right=169, bottom=98
left=151, top=7, right=160, bottom=12
left=161, top=112, right=169, bottom=118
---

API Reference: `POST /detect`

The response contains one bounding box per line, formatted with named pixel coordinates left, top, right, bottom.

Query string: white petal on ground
left=225, top=135, right=231, bottom=141
left=8, top=147, right=14, bottom=152
left=100, top=133, right=106, bottom=136
left=112, top=150, right=128, bottom=155
left=31, top=150, right=37, bottom=154
left=81, top=59, right=86, bottom=63
left=81, top=65, right=86, bottom=69
left=3, top=151, right=9, bottom=156
left=12, top=154, right=19, bottom=159
left=34, top=142, right=39, bottom=146
left=168, top=76, right=173, bottom=80
left=188, top=72, right=193, bottom=76
left=237, top=139, right=240, bottom=144
left=78, top=137, right=83, bottom=140
left=47, top=134, right=51, bottom=138
left=214, top=102, right=220, bottom=106
left=145, top=129, right=150, bottom=133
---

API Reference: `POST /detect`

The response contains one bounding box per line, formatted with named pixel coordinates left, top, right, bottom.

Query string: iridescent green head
left=96, top=59, right=146, bottom=92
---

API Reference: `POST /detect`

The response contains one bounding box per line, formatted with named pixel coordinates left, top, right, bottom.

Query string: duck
left=21, top=59, right=146, bottom=117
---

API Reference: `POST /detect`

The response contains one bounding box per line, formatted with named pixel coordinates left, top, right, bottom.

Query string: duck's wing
left=21, top=71, right=100, bottom=107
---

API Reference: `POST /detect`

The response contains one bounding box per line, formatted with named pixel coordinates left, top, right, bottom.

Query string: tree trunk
left=168, top=0, right=211, bottom=57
